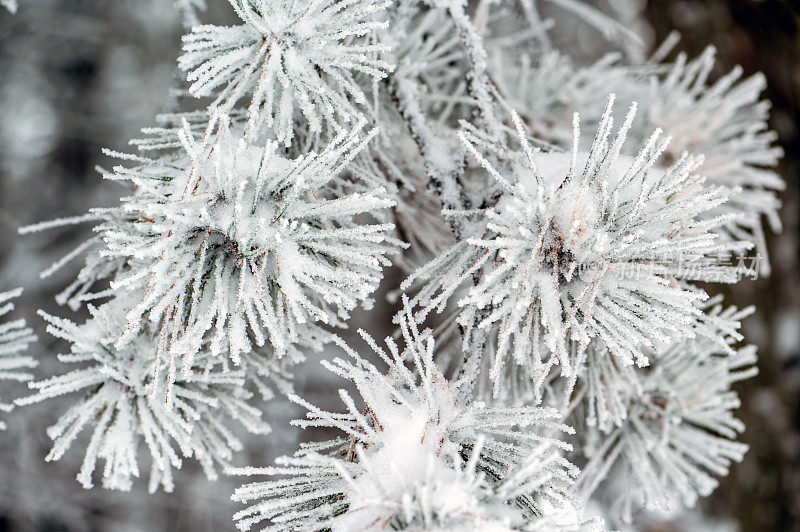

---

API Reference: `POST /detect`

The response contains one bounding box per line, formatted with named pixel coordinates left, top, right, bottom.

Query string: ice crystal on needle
left=231, top=302, right=588, bottom=531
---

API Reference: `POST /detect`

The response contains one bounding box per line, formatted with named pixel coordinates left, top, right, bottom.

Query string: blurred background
left=0, top=0, right=797, bottom=530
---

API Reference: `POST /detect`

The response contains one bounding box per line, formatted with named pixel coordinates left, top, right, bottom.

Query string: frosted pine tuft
left=0, top=288, right=36, bottom=431
left=404, top=98, right=749, bottom=400
left=105, top=115, right=400, bottom=395
left=16, top=295, right=274, bottom=493
left=496, top=40, right=784, bottom=274
left=575, top=301, right=757, bottom=521
left=230, top=301, right=590, bottom=531
left=628, top=46, right=784, bottom=274
left=179, top=0, right=392, bottom=145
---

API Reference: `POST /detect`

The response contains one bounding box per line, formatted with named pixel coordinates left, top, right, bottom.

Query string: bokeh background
left=0, top=0, right=797, bottom=530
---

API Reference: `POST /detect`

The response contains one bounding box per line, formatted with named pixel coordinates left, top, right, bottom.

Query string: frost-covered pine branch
left=6, top=0, right=780, bottom=528
left=230, top=300, right=594, bottom=531
left=0, top=288, right=36, bottom=431
left=403, top=98, right=748, bottom=400
left=628, top=47, right=784, bottom=274
left=104, top=114, right=401, bottom=399
left=492, top=37, right=783, bottom=273
left=18, top=212, right=124, bottom=311
left=179, top=0, right=392, bottom=145
left=574, top=299, right=758, bottom=522
left=16, top=294, right=278, bottom=493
